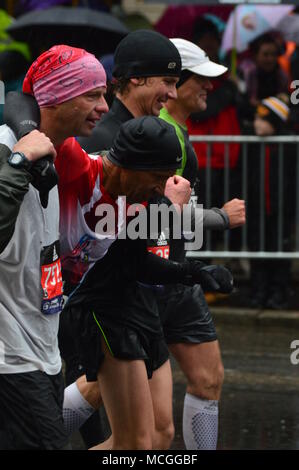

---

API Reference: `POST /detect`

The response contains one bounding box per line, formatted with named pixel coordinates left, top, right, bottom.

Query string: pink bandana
left=23, top=44, right=106, bottom=107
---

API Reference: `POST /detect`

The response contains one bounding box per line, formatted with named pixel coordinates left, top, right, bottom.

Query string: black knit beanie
left=113, top=30, right=181, bottom=79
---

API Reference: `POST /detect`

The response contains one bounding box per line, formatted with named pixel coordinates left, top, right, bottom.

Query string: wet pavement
left=70, top=320, right=299, bottom=450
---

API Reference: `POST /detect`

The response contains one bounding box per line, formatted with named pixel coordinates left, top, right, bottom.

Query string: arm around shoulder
left=0, top=143, right=33, bottom=253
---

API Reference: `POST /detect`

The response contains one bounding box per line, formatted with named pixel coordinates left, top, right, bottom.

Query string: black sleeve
left=135, top=240, right=233, bottom=294
left=4, top=92, right=40, bottom=138
left=133, top=239, right=190, bottom=284
left=0, top=144, right=32, bottom=253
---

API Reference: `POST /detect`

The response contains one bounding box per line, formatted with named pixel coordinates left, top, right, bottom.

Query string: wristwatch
left=8, top=151, right=32, bottom=171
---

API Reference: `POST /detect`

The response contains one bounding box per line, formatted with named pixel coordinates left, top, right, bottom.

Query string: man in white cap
left=157, top=38, right=245, bottom=450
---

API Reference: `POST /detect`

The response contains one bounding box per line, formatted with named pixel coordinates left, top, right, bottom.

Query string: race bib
left=147, top=230, right=170, bottom=259
left=147, top=245, right=169, bottom=259
left=40, top=241, right=63, bottom=315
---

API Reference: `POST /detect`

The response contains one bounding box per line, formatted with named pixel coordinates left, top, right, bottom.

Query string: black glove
left=30, top=157, right=59, bottom=208
left=188, top=260, right=234, bottom=294
left=4, top=92, right=58, bottom=208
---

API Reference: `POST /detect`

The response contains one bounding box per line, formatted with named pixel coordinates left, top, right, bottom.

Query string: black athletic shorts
left=68, top=282, right=169, bottom=382
left=0, top=370, right=70, bottom=450
left=156, top=283, right=217, bottom=344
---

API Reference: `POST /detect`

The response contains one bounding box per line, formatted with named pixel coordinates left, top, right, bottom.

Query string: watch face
left=8, top=151, right=31, bottom=170
left=11, top=153, right=23, bottom=165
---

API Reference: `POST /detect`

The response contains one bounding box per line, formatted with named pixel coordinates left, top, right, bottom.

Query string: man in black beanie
left=62, top=114, right=234, bottom=450
left=76, top=30, right=238, bottom=450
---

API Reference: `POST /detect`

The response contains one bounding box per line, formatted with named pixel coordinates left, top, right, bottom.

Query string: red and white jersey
left=55, top=137, right=126, bottom=285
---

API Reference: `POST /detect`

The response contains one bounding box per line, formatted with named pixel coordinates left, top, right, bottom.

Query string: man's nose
left=96, top=97, right=109, bottom=113
left=168, top=86, right=178, bottom=100
left=205, top=78, right=213, bottom=90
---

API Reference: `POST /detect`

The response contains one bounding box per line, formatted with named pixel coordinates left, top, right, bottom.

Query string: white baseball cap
left=170, top=38, right=227, bottom=78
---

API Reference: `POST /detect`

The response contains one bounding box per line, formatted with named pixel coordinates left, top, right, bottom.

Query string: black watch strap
left=8, top=151, right=32, bottom=171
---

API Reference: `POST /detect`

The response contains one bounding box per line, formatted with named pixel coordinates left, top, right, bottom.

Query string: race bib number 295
left=147, top=245, right=169, bottom=259
left=40, top=241, right=63, bottom=315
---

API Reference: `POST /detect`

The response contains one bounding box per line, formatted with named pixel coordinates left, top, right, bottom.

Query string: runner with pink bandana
left=23, top=44, right=107, bottom=107
left=0, top=43, right=109, bottom=450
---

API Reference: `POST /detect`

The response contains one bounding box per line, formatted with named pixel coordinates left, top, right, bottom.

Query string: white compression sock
left=63, top=381, right=95, bottom=436
left=183, top=393, right=219, bottom=450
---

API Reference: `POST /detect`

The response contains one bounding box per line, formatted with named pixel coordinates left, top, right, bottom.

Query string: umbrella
left=221, top=4, right=294, bottom=55
left=147, top=0, right=299, bottom=4
left=278, top=14, right=299, bottom=45
left=7, top=6, right=129, bottom=57
left=155, top=4, right=233, bottom=40
left=18, top=0, right=71, bottom=12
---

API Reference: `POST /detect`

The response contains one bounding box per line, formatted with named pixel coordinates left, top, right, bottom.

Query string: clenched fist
left=222, top=198, right=246, bottom=229
left=164, top=175, right=191, bottom=211
left=13, top=130, right=56, bottom=163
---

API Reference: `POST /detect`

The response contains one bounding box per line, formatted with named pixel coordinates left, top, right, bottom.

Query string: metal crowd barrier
left=187, top=135, right=299, bottom=259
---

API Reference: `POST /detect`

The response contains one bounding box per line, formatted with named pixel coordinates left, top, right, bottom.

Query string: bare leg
left=91, top=359, right=174, bottom=450
left=149, top=360, right=174, bottom=450
left=76, top=375, right=103, bottom=409
left=95, top=339, right=155, bottom=450
left=169, top=341, right=224, bottom=400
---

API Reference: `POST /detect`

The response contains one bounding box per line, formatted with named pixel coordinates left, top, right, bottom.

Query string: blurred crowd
left=1, top=3, right=299, bottom=132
